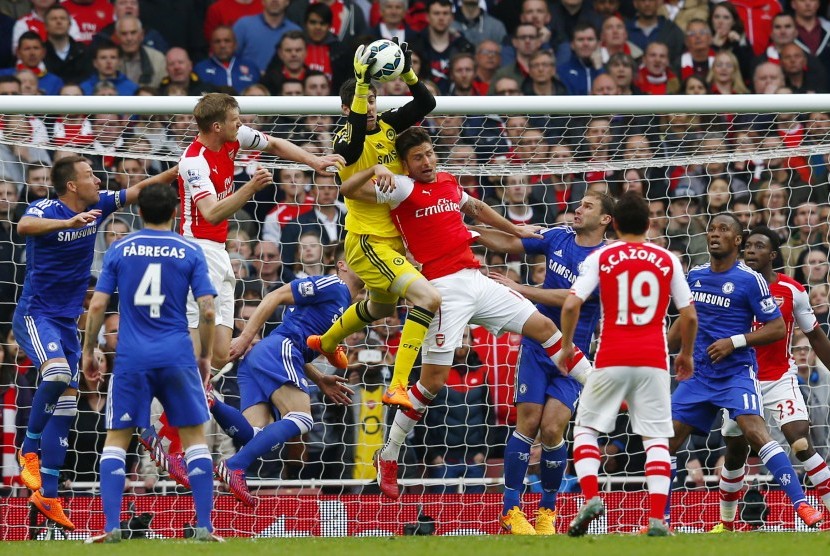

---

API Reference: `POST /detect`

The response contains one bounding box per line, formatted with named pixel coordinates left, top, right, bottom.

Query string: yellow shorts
left=344, top=233, right=422, bottom=305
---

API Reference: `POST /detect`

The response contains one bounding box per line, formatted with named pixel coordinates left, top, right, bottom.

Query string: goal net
left=0, top=94, right=829, bottom=538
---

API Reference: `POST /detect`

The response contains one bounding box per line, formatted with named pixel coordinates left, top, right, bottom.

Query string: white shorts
left=422, top=269, right=537, bottom=365
left=576, top=366, right=673, bottom=438
left=186, top=238, right=235, bottom=329
left=722, top=373, right=808, bottom=437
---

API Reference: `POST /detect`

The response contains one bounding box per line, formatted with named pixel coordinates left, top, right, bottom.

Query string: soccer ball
left=365, top=39, right=404, bottom=82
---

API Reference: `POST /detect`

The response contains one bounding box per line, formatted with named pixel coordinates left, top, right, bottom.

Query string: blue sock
left=539, top=441, right=567, bottom=511
left=40, top=396, right=75, bottom=497
left=503, top=430, right=533, bottom=515
left=185, top=444, right=215, bottom=531
left=227, top=417, right=302, bottom=471
left=100, top=447, right=127, bottom=532
left=22, top=379, right=68, bottom=454
left=211, top=399, right=255, bottom=445
left=664, top=456, right=677, bottom=525
left=759, top=441, right=807, bottom=508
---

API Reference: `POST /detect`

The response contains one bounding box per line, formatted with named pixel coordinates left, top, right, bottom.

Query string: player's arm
left=805, top=327, right=830, bottom=369
left=228, top=283, right=295, bottom=361
left=333, top=45, right=376, bottom=164
left=17, top=210, right=103, bottom=236
left=707, top=317, right=786, bottom=364
left=304, top=362, right=354, bottom=406
left=556, top=251, right=600, bottom=374
left=82, top=291, right=110, bottom=384
left=123, top=165, right=179, bottom=206
left=196, top=294, right=215, bottom=383
left=339, top=164, right=399, bottom=203
left=488, top=270, right=570, bottom=307
left=382, top=41, right=436, bottom=131
left=470, top=226, right=527, bottom=255
left=196, top=166, right=273, bottom=225
left=461, top=197, right=542, bottom=239
left=669, top=256, right=697, bottom=380
left=261, top=135, right=345, bottom=173
left=792, top=286, right=830, bottom=369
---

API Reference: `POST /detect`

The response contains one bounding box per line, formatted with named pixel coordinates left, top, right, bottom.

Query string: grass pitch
left=7, top=533, right=830, bottom=556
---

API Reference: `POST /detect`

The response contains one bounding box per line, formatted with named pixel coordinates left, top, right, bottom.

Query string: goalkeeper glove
left=352, top=45, right=375, bottom=113
left=393, top=37, right=418, bottom=86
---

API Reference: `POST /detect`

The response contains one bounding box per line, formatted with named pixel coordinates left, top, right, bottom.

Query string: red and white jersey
left=61, top=0, right=114, bottom=44
left=382, top=172, right=480, bottom=280
left=13, top=10, right=81, bottom=47
left=178, top=125, right=269, bottom=244
left=571, top=241, right=693, bottom=371
left=754, top=273, right=818, bottom=382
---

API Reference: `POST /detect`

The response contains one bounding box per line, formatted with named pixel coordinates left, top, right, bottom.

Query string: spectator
left=21, top=163, right=52, bottom=204
left=550, top=0, right=602, bottom=51
left=523, top=49, right=567, bottom=96
left=115, top=15, right=166, bottom=88
left=195, top=25, right=260, bottom=93
left=410, top=0, right=473, bottom=86
left=660, top=0, right=708, bottom=32
left=251, top=239, right=291, bottom=291
left=233, top=0, right=301, bottom=72
left=794, top=245, right=830, bottom=289
left=709, top=2, right=754, bottom=82
left=792, top=0, right=830, bottom=68
left=95, top=0, right=168, bottom=52
left=440, top=51, right=478, bottom=95
left=591, top=73, right=619, bottom=95
left=452, top=0, right=507, bottom=46
left=303, top=70, right=331, bottom=96
left=626, top=0, right=685, bottom=68
left=795, top=336, right=830, bottom=460
left=494, top=174, right=554, bottom=227
left=681, top=18, right=714, bottom=81
left=605, top=52, right=639, bottom=94
left=557, top=22, right=602, bottom=95
left=752, top=60, right=785, bottom=94
left=707, top=50, right=749, bottom=94
left=371, top=0, right=418, bottom=44
left=79, top=39, right=137, bottom=95
left=42, top=3, right=89, bottom=83
left=0, top=77, right=51, bottom=185
left=731, top=0, right=781, bottom=56
left=62, top=0, right=114, bottom=44
left=682, top=73, right=707, bottom=94
left=302, top=3, right=348, bottom=91
left=592, top=15, right=643, bottom=68
left=635, top=41, right=680, bottom=95
left=12, top=0, right=82, bottom=48
left=293, top=230, right=326, bottom=278
left=490, top=23, right=543, bottom=93
left=520, top=0, right=557, bottom=50
left=286, top=0, right=369, bottom=45
left=261, top=31, right=309, bottom=96
left=279, top=172, right=345, bottom=267
left=473, top=40, right=501, bottom=95
left=780, top=42, right=829, bottom=93
left=204, top=0, right=261, bottom=43
left=810, top=284, right=830, bottom=335
left=158, top=46, right=212, bottom=95
left=0, top=31, right=63, bottom=94
left=424, top=326, right=491, bottom=494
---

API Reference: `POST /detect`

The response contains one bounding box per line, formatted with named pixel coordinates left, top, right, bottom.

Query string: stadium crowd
left=0, top=0, right=829, bottom=502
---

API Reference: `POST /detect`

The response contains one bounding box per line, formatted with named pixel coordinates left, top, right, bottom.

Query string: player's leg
left=93, top=428, right=133, bottom=542
left=715, top=415, right=750, bottom=531
left=518, top=312, right=592, bottom=384
left=781, top=420, right=830, bottom=511
left=536, top=393, right=578, bottom=533
left=177, top=423, right=220, bottom=539
left=210, top=357, right=269, bottom=446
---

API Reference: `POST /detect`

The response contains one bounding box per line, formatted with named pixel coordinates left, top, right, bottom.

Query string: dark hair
left=278, top=30, right=306, bottom=49
left=91, top=38, right=120, bottom=59
left=710, top=212, right=744, bottom=243
left=0, top=75, right=21, bottom=87
left=747, top=225, right=781, bottom=252
left=572, top=22, right=597, bottom=38
left=44, top=3, right=71, bottom=20
left=339, top=77, right=377, bottom=106
left=304, top=69, right=330, bottom=85
left=51, top=155, right=88, bottom=196
left=428, top=0, right=453, bottom=9
left=18, top=30, right=44, bottom=49
left=614, top=191, right=649, bottom=235
left=584, top=190, right=616, bottom=219
left=305, top=2, right=333, bottom=25
left=395, top=126, right=432, bottom=161
left=710, top=2, right=745, bottom=36
left=138, top=183, right=178, bottom=224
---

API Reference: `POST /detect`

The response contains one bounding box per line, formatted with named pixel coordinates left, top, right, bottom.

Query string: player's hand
left=318, top=373, right=355, bottom=405
left=246, top=167, right=273, bottom=192
left=310, top=154, right=346, bottom=173
left=513, top=224, right=544, bottom=239
left=674, top=352, right=694, bottom=381
left=706, top=338, right=735, bottom=364
left=157, top=164, right=179, bottom=183
left=353, top=44, right=376, bottom=84
left=556, top=343, right=576, bottom=375
left=489, top=271, right=520, bottom=291
left=67, top=209, right=102, bottom=229
left=392, top=37, right=412, bottom=74
left=229, top=335, right=253, bottom=361
left=374, top=165, right=396, bottom=192
left=82, top=350, right=101, bottom=385
left=197, top=356, right=211, bottom=384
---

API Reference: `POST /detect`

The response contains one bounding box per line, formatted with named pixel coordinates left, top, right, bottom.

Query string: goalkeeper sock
left=719, top=465, right=744, bottom=524
left=572, top=426, right=601, bottom=500
left=40, top=396, right=75, bottom=497
left=320, top=300, right=377, bottom=353
left=643, top=438, right=671, bottom=520
left=540, top=332, right=592, bottom=384
left=802, top=452, right=830, bottom=511
left=185, top=444, right=215, bottom=530
left=539, top=440, right=567, bottom=511
left=664, top=456, right=677, bottom=525
left=389, top=306, right=434, bottom=388
left=759, top=441, right=807, bottom=508
left=210, top=398, right=255, bottom=445
left=503, top=431, right=533, bottom=514
left=380, top=382, right=432, bottom=461
left=100, top=446, right=127, bottom=533
left=227, top=412, right=312, bottom=471
left=22, top=376, right=69, bottom=454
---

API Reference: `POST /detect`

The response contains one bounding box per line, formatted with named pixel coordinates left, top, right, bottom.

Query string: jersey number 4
left=616, top=270, right=659, bottom=326
left=134, top=263, right=166, bottom=318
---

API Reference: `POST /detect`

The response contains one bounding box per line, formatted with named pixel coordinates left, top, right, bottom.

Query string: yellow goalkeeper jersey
left=335, top=119, right=403, bottom=238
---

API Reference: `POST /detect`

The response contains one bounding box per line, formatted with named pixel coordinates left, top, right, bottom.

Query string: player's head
left=743, top=225, right=782, bottom=273
left=335, top=258, right=364, bottom=291
left=707, top=212, right=743, bottom=259
left=193, top=92, right=241, bottom=140
left=340, top=78, right=378, bottom=130
left=574, top=190, right=614, bottom=233
left=612, top=191, right=648, bottom=236
left=396, top=127, right=437, bottom=183
left=52, top=155, right=100, bottom=203
left=138, top=182, right=178, bottom=225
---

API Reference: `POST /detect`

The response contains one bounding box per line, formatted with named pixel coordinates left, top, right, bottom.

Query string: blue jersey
left=17, top=191, right=126, bottom=318
left=273, top=275, right=352, bottom=363
left=96, top=230, right=216, bottom=371
left=687, top=261, right=781, bottom=379
left=522, top=226, right=601, bottom=354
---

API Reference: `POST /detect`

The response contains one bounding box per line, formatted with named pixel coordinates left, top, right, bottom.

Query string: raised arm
left=263, top=136, right=345, bottom=173
left=17, top=209, right=102, bottom=236
left=383, top=41, right=436, bottom=131
left=124, top=165, right=179, bottom=206
left=461, top=198, right=542, bottom=239
left=471, top=226, right=528, bottom=255
left=228, top=283, right=295, bottom=361
left=340, top=164, right=397, bottom=202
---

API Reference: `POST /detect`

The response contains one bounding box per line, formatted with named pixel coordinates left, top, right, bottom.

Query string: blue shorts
left=671, top=367, right=762, bottom=435
left=106, top=365, right=209, bottom=429
left=237, top=334, right=310, bottom=413
left=514, top=339, right=582, bottom=413
left=12, top=312, right=80, bottom=388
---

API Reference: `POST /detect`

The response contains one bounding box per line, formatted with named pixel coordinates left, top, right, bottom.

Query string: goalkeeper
left=307, top=39, right=438, bottom=410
